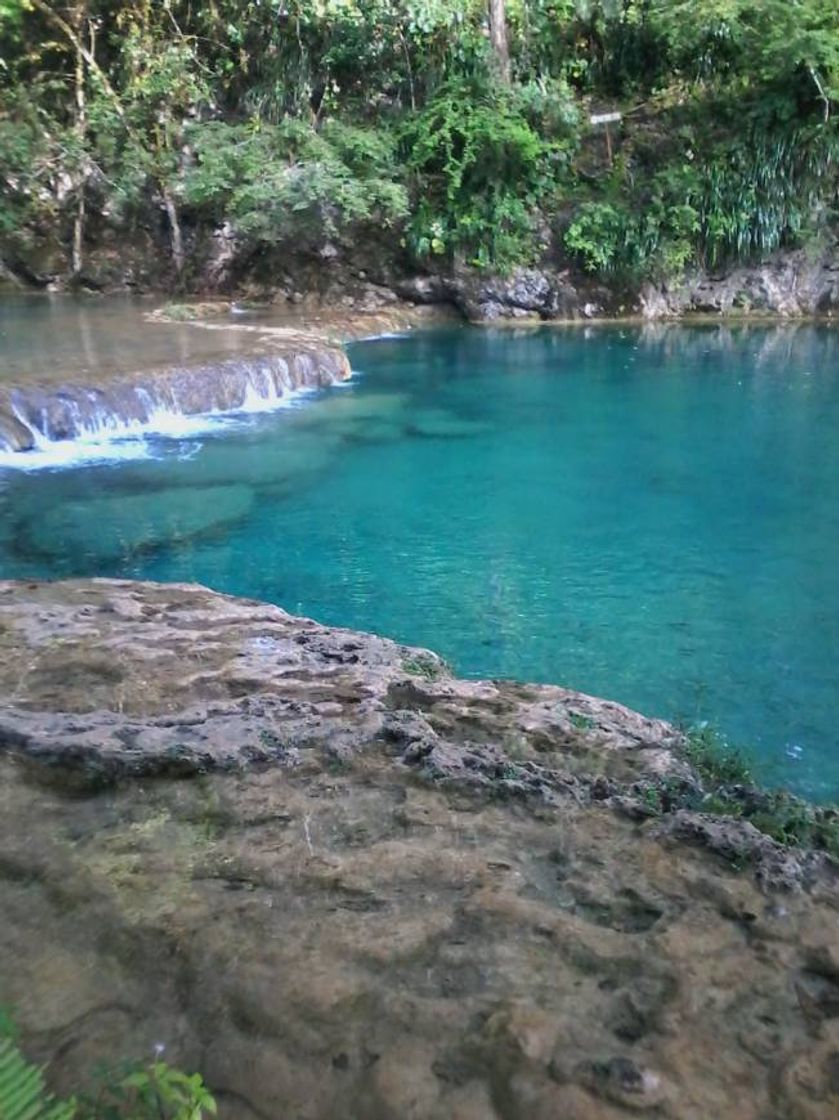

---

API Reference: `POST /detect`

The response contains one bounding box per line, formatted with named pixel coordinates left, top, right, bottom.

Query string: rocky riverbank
left=398, top=247, right=839, bottom=322
left=6, top=229, right=839, bottom=325
left=1, top=579, right=837, bottom=1119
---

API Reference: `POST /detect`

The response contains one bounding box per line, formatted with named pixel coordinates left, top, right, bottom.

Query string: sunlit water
left=1, top=306, right=838, bottom=797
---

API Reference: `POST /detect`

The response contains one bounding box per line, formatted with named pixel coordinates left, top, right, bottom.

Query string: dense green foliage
left=400, top=77, right=573, bottom=269
left=1, top=1, right=837, bottom=283
left=0, top=1011, right=216, bottom=1120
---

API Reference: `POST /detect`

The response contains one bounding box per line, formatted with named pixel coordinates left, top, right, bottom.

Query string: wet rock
left=449, top=268, right=577, bottom=322
left=396, top=275, right=452, bottom=305
left=22, top=485, right=254, bottom=566
left=400, top=247, right=839, bottom=323
left=406, top=409, right=494, bottom=440
left=396, top=267, right=612, bottom=322
left=0, top=341, right=350, bottom=453
left=0, top=410, right=35, bottom=452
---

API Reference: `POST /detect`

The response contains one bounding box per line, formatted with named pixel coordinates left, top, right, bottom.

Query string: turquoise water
left=1, top=320, right=838, bottom=797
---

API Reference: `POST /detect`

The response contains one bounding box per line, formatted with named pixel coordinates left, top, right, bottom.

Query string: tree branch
left=29, top=0, right=126, bottom=120
left=808, top=64, right=831, bottom=124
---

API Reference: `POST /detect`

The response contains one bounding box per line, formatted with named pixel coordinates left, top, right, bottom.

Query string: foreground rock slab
left=0, top=579, right=838, bottom=1120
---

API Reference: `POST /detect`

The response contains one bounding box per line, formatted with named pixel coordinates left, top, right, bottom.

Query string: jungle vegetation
left=0, top=1, right=837, bottom=285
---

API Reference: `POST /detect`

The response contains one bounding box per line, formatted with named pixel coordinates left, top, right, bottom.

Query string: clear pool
left=2, top=315, right=838, bottom=797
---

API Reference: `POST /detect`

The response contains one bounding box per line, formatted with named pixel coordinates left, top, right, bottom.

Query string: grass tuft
left=401, top=653, right=447, bottom=681
left=676, top=723, right=839, bottom=859
left=683, top=724, right=752, bottom=785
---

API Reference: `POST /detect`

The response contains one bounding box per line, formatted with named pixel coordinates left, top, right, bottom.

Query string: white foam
left=353, top=331, right=410, bottom=342
left=0, top=379, right=330, bottom=472
left=0, top=436, right=155, bottom=471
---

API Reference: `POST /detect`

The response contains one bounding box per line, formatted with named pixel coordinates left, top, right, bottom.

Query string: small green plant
left=160, top=303, right=198, bottom=322
left=683, top=724, right=752, bottom=785
left=419, top=762, right=444, bottom=785
left=641, top=785, right=664, bottom=815
left=401, top=77, right=568, bottom=271
left=569, top=712, right=595, bottom=731
left=747, top=792, right=839, bottom=857
left=564, top=201, right=629, bottom=275
left=258, top=728, right=282, bottom=750
left=700, top=791, right=742, bottom=817
left=401, top=653, right=445, bottom=680
left=564, top=193, right=700, bottom=282
left=673, top=724, right=839, bottom=860
left=185, top=118, right=407, bottom=249
left=0, top=1013, right=216, bottom=1120
left=84, top=1059, right=217, bottom=1120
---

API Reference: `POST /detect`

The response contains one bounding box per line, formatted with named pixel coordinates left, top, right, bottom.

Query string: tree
left=69, top=1, right=88, bottom=277
left=488, top=0, right=510, bottom=83
left=650, top=0, right=839, bottom=117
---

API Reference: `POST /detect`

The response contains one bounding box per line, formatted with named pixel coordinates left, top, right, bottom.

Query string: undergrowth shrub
left=184, top=118, right=408, bottom=248
left=401, top=78, right=573, bottom=271
left=676, top=725, right=839, bottom=860
left=697, top=123, right=839, bottom=266
left=0, top=1012, right=216, bottom=1120
left=565, top=110, right=839, bottom=282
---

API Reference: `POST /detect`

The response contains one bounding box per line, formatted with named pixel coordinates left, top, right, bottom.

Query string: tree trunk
left=488, top=0, right=511, bottom=84
left=162, top=187, right=185, bottom=276
left=808, top=65, right=831, bottom=123
left=71, top=180, right=85, bottom=278
left=71, top=4, right=87, bottom=278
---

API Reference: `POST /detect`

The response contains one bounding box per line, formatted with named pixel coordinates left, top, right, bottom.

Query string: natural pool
left=1, top=302, right=838, bottom=797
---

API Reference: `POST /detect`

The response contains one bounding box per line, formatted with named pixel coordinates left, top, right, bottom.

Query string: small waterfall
left=0, top=347, right=351, bottom=458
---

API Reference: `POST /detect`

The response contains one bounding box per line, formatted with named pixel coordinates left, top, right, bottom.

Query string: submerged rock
left=406, top=408, right=494, bottom=440
left=21, top=484, right=254, bottom=565
left=0, top=579, right=837, bottom=1120
left=294, top=391, right=412, bottom=445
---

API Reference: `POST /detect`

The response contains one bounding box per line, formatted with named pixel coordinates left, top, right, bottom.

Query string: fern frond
left=0, top=1036, right=76, bottom=1120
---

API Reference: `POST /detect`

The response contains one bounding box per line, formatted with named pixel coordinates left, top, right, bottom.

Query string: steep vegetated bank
left=1, top=2, right=837, bottom=318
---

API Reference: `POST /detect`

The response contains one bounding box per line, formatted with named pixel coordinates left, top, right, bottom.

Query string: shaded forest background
left=1, top=1, right=837, bottom=292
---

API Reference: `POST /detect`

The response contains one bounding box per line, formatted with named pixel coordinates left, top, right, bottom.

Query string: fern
left=0, top=1034, right=77, bottom=1120
left=0, top=1016, right=216, bottom=1120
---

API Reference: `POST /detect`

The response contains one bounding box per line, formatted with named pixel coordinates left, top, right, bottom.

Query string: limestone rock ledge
left=0, top=335, right=350, bottom=453
left=1, top=579, right=838, bottom=1120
